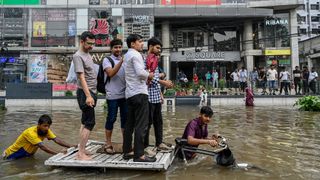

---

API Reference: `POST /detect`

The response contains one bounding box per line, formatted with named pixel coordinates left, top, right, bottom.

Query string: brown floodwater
left=0, top=105, right=320, bottom=180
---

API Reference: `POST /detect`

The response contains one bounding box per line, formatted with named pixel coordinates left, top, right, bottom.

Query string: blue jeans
left=268, top=80, right=276, bottom=92
left=105, top=98, right=128, bottom=130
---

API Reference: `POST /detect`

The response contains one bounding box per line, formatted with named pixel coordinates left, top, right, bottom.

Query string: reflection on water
left=0, top=106, right=320, bottom=180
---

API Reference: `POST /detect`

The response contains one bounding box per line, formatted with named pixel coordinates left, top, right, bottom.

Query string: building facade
left=0, top=0, right=303, bottom=89
left=297, top=0, right=320, bottom=41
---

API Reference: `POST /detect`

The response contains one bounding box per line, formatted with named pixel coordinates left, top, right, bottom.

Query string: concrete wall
left=210, top=96, right=299, bottom=106
left=5, top=96, right=301, bottom=107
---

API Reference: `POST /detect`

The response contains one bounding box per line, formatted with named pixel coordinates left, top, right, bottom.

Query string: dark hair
left=80, top=31, right=95, bottom=41
left=110, top=39, right=123, bottom=48
left=126, top=34, right=143, bottom=48
left=38, top=114, right=52, bottom=125
left=200, top=106, right=213, bottom=117
left=147, top=37, right=162, bottom=50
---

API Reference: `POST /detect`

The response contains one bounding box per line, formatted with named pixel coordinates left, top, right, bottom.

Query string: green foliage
left=164, top=89, right=176, bottom=97
left=294, top=96, right=320, bottom=111
left=65, top=90, right=73, bottom=97
left=218, top=79, right=226, bottom=90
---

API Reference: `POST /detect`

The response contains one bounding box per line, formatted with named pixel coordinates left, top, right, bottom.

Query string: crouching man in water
left=2, top=115, right=76, bottom=160
left=177, top=106, right=236, bottom=166
left=178, top=106, right=218, bottom=160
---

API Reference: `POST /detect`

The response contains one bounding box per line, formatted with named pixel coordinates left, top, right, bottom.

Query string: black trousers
left=294, top=80, right=301, bottom=94
left=145, top=103, right=163, bottom=148
left=302, top=80, right=309, bottom=94
left=309, top=80, right=317, bottom=94
left=123, top=94, right=149, bottom=159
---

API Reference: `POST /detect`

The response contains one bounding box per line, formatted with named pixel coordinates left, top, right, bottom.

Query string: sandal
left=104, top=145, right=115, bottom=155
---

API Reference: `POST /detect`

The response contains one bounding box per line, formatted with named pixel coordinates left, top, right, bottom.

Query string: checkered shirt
left=148, top=67, right=161, bottom=103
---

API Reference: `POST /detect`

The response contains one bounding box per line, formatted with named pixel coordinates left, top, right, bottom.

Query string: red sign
left=161, top=0, right=221, bottom=5
left=53, top=84, right=77, bottom=91
left=90, top=19, right=109, bottom=35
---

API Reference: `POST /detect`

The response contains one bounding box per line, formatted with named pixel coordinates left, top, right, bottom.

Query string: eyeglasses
left=85, top=42, right=95, bottom=46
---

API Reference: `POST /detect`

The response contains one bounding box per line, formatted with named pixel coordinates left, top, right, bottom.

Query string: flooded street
left=0, top=105, right=320, bottom=180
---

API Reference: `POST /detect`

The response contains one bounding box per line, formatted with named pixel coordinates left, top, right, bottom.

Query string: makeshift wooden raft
left=45, top=140, right=175, bottom=171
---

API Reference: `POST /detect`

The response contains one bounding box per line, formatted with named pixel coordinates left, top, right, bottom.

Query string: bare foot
left=85, top=150, right=93, bottom=155
left=76, top=153, right=92, bottom=160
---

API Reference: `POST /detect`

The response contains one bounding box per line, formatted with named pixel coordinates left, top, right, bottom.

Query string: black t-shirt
left=259, top=71, right=267, bottom=81
left=303, top=70, right=309, bottom=80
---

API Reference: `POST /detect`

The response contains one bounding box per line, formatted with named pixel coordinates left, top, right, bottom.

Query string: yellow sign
left=265, top=49, right=291, bottom=56
left=33, top=21, right=46, bottom=37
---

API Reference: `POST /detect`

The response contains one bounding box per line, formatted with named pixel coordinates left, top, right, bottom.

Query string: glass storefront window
left=31, top=8, right=76, bottom=47
left=263, top=13, right=290, bottom=48
left=213, top=31, right=238, bottom=51
left=0, top=8, right=28, bottom=48
left=171, top=28, right=239, bottom=50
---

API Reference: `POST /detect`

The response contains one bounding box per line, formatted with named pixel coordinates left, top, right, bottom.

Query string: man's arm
left=104, top=57, right=123, bottom=78
left=53, top=137, right=77, bottom=148
left=159, top=79, right=173, bottom=88
left=187, top=136, right=217, bottom=147
left=78, top=72, right=94, bottom=107
left=132, top=56, right=153, bottom=80
left=38, top=143, right=61, bottom=155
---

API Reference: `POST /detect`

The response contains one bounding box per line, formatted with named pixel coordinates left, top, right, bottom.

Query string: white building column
left=244, top=20, right=254, bottom=72
left=307, top=56, right=313, bottom=70
left=162, top=21, right=171, bottom=79
left=290, top=8, right=299, bottom=70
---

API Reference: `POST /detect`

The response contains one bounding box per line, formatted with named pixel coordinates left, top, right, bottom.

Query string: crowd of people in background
left=179, top=64, right=319, bottom=96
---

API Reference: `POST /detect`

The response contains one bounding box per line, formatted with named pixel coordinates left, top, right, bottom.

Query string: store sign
left=89, top=0, right=100, bottom=5
left=133, top=15, right=150, bottom=24
left=161, top=0, right=221, bottom=5
left=90, top=19, right=109, bottom=35
left=265, top=19, right=289, bottom=26
left=186, top=51, right=225, bottom=60
left=0, top=0, right=39, bottom=5
left=92, top=53, right=108, bottom=63
left=53, top=84, right=77, bottom=91
left=265, top=49, right=291, bottom=56
left=47, top=10, right=68, bottom=21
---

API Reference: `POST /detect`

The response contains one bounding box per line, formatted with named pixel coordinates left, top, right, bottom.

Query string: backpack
left=96, top=57, right=115, bottom=94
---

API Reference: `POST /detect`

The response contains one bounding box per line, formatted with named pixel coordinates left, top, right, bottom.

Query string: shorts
left=4, top=148, right=32, bottom=160
left=233, top=81, right=240, bottom=88
left=76, top=89, right=97, bottom=131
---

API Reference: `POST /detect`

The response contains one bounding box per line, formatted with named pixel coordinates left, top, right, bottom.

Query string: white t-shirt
left=231, top=72, right=239, bottom=82
left=239, top=69, right=247, bottom=82
left=267, top=69, right=278, bottom=81
left=103, top=55, right=126, bottom=100
left=309, top=71, right=318, bottom=82
left=280, top=71, right=290, bottom=81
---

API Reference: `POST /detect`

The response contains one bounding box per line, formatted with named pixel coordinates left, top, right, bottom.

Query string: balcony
left=248, top=0, right=304, bottom=10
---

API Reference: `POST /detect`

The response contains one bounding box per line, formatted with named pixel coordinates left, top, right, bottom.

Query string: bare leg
left=121, top=128, right=124, bottom=142
left=76, top=128, right=91, bottom=160
left=105, top=129, right=113, bottom=146
left=78, top=125, right=92, bottom=155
